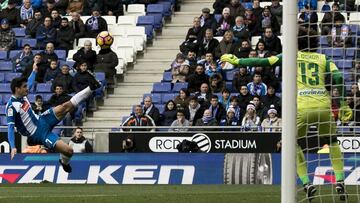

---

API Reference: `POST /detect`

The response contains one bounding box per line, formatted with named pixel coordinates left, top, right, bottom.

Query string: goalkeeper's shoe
left=59, top=159, right=72, bottom=173
left=336, top=181, right=348, bottom=201
left=304, top=183, right=317, bottom=202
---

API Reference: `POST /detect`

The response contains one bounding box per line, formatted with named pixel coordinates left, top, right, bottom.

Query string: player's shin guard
left=70, top=87, right=92, bottom=107
left=297, top=145, right=310, bottom=185
left=60, top=153, right=71, bottom=165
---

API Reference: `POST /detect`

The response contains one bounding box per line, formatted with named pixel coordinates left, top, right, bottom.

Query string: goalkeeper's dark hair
left=297, top=26, right=319, bottom=52
left=11, top=76, right=28, bottom=94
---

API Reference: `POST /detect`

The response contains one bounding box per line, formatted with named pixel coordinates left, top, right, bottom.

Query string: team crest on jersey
left=7, top=108, right=13, bottom=116
left=21, top=102, right=30, bottom=112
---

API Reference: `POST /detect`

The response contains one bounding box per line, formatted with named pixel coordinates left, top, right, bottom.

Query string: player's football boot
left=59, top=159, right=72, bottom=173
left=87, top=70, right=101, bottom=90
left=304, top=183, right=317, bottom=202
left=336, top=181, right=348, bottom=201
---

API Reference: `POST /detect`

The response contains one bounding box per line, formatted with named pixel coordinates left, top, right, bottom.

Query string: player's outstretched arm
left=221, top=54, right=281, bottom=67
left=7, top=124, right=16, bottom=160
left=27, top=63, right=38, bottom=91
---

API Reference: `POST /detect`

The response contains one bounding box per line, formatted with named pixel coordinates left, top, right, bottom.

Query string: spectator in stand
left=261, top=84, right=281, bottom=116
left=69, top=11, right=85, bottom=40
left=41, top=0, right=56, bottom=17
left=212, top=0, right=230, bottom=14
left=99, top=0, right=124, bottom=17
left=73, top=40, right=97, bottom=72
left=94, top=46, right=118, bottom=86
left=186, top=50, right=197, bottom=71
left=270, top=0, right=283, bottom=25
left=220, top=106, right=240, bottom=131
left=51, top=64, right=74, bottom=93
left=12, top=44, right=34, bottom=72
left=219, top=88, right=230, bottom=109
left=56, top=18, right=75, bottom=51
left=199, top=7, right=217, bottom=34
left=320, top=3, right=340, bottom=35
left=336, top=0, right=356, bottom=11
left=48, top=84, right=73, bottom=136
left=226, top=0, right=245, bottom=18
left=19, top=0, right=34, bottom=28
left=122, top=105, right=156, bottom=132
left=232, top=39, right=252, bottom=58
left=255, top=39, right=269, bottom=58
left=238, top=84, right=253, bottom=110
left=229, top=97, right=243, bottom=121
left=241, top=102, right=260, bottom=131
left=208, top=95, right=226, bottom=122
left=244, top=7, right=259, bottom=36
left=209, top=73, right=224, bottom=93
left=206, top=61, right=222, bottom=77
left=194, top=83, right=212, bottom=107
left=351, top=83, right=359, bottom=96
left=195, top=109, right=218, bottom=131
left=185, top=96, right=204, bottom=126
left=36, top=17, right=56, bottom=49
left=215, top=30, right=234, bottom=59
left=199, top=52, right=215, bottom=71
left=261, top=105, right=282, bottom=132
left=170, top=53, right=186, bottom=70
left=187, top=64, right=209, bottom=93
left=69, top=127, right=93, bottom=152
left=261, top=27, right=282, bottom=55
left=257, top=6, right=280, bottom=35
left=298, top=5, right=318, bottom=32
left=0, top=19, right=15, bottom=51
left=40, top=42, right=58, bottom=66
left=232, top=65, right=251, bottom=92
left=160, top=100, right=177, bottom=126
left=50, top=9, right=62, bottom=29
left=252, top=0, right=263, bottom=20
left=180, top=17, right=201, bottom=54
left=232, top=16, right=250, bottom=43
left=0, top=0, right=20, bottom=28
left=252, top=95, right=268, bottom=122
left=171, top=60, right=190, bottom=83
left=197, top=29, right=219, bottom=59
left=169, top=110, right=190, bottom=132
left=25, top=10, right=42, bottom=38
left=247, top=71, right=267, bottom=96
left=54, top=0, right=69, bottom=15
left=174, top=88, right=190, bottom=109
left=215, top=7, right=234, bottom=36
left=31, top=95, right=46, bottom=115
left=22, top=53, right=47, bottom=83
left=85, top=6, right=108, bottom=38
left=143, top=96, right=160, bottom=126
left=67, top=0, right=85, bottom=14
left=44, top=59, right=60, bottom=83
left=328, top=14, right=352, bottom=48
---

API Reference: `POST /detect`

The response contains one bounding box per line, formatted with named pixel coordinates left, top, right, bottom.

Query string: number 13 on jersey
left=299, top=62, right=320, bottom=86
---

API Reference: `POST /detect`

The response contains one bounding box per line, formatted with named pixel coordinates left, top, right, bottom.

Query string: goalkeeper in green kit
left=221, top=27, right=351, bottom=201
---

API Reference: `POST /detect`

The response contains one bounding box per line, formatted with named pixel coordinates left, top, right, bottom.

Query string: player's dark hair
left=298, top=26, right=319, bottom=52
left=211, top=95, right=219, bottom=100
left=35, top=94, right=42, bottom=101
left=10, top=76, right=27, bottom=94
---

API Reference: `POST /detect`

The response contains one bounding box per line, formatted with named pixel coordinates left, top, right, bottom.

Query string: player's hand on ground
left=220, top=54, right=239, bottom=65
left=10, top=148, right=17, bottom=160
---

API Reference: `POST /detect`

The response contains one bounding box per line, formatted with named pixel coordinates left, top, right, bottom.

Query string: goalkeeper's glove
left=220, top=54, right=240, bottom=65
left=339, top=101, right=353, bottom=123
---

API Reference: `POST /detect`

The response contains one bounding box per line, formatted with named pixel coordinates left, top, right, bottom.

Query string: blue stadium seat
left=0, top=105, right=6, bottom=115
left=0, top=116, right=7, bottom=125
left=9, top=50, right=21, bottom=59
left=0, top=61, right=12, bottom=71
left=226, top=82, right=233, bottom=92
left=27, top=94, right=37, bottom=103
left=36, top=83, right=52, bottom=93
left=345, top=48, right=356, bottom=59
left=2, top=94, right=11, bottom=104
left=162, top=71, right=172, bottom=82
left=4, top=72, right=21, bottom=83
left=143, top=25, right=154, bottom=40
left=172, top=82, right=188, bottom=92
left=0, top=95, right=2, bottom=105
left=231, top=93, right=239, bottom=97
left=95, top=72, right=106, bottom=82
left=335, top=60, right=353, bottom=69
left=214, top=14, right=222, bottom=23
left=159, top=0, right=175, bottom=5
left=0, top=51, right=7, bottom=60
left=152, top=82, right=171, bottom=93
left=143, top=93, right=161, bottom=104
left=54, top=50, right=67, bottom=60
left=21, top=38, right=37, bottom=48
left=224, top=69, right=238, bottom=81
left=156, top=104, right=165, bottom=114
left=137, top=15, right=155, bottom=27
left=0, top=83, right=11, bottom=92
left=242, top=2, right=253, bottom=9
left=42, top=93, right=52, bottom=102
left=161, top=93, right=176, bottom=103
left=12, top=28, right=26, bottom=37
left=0, top=72, right=4, bottom=83
left=122, top=116, right=129, bottom=124
left=147, top=14, right=163, bottom=29
left=319, top=36, right=329, bottom=47
left=157, top=1, right=172, bottom=17
left=66, top=60, right=75, bottom=68
left=147, top=4, right=165, bottom=16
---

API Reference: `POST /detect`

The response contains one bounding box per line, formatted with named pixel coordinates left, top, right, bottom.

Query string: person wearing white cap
left=241, top=102, right=260, bottom=131
left=261, top=105, right=282, bottom=132
left=220, top=105, right=240, bottom=131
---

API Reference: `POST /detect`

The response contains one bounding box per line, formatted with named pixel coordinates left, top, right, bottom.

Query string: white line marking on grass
left=0, top=194, right=124, bottom=199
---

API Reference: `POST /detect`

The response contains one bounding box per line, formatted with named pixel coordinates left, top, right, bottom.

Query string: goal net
left=293, top=0, right=360, bottom=202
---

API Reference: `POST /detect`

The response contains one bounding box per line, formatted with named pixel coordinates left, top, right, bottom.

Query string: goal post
left=281, top=0, right=298, bottom=203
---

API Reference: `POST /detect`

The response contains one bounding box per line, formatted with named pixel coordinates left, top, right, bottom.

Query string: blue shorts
left=28, top=108, right=61, bottom=149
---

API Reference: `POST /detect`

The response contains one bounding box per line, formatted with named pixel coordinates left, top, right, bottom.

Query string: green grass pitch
left=0, top=184, right=359, bottom=203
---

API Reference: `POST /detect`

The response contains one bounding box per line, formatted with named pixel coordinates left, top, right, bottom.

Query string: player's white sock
left=60, top=153, right=71, bottom=165
left=70, top=86, right=92, bottom=107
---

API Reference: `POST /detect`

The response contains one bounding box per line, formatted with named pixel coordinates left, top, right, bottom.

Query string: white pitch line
left=0, top=194, right=125, bottom=199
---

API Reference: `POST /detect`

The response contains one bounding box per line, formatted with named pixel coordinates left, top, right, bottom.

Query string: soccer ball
left=96, top=31, right=114, bottom=49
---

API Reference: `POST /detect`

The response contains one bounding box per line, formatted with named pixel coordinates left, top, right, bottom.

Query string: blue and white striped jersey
left=6, top=96, right=39, bottom=137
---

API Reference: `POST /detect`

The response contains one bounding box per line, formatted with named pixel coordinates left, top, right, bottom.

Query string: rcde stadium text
left=214, top=140, right=257, bottom=149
